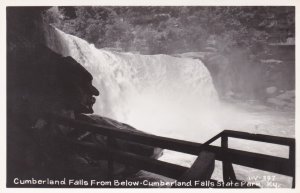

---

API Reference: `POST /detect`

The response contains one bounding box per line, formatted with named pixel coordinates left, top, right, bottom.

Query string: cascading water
left=45, top=26, right=221, bottom=142
left=44, top=25, right=294, bottom=187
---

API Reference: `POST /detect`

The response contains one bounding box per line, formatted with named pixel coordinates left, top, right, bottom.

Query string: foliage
left=43, top=6, right=295, bottom=100
left=44, top=6, right=294, bottom=55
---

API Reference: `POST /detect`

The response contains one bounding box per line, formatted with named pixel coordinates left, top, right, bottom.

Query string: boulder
left=276, top=90, right=295, bottom=101
left=267, top=97, right=287, bottom=107
left=266, top=90, right=295, bottom=109
left=265, top=86, right=277, bottom=95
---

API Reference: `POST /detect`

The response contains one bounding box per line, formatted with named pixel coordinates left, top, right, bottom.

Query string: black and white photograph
left=4, top=1, right=297, bottom=190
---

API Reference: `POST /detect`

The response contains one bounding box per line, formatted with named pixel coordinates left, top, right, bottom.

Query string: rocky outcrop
left=7, top=7, right=101, bottom=184
left=174, top=45, right=295, bottom=105
left=266, top=90, right=295, bottom=109
left=7, top=7, right=163, bottom=186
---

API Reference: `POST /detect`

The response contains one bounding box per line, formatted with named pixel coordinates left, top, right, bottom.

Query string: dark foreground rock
left=7, top=7, right=164, bottom=187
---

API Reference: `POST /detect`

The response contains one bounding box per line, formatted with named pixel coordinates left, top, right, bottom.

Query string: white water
left=45, top=26, right=295, bottom=188
left=46, top=26, right=221, bottom=142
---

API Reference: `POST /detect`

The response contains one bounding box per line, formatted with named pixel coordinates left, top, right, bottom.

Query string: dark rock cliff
left=7, top=7, right=164, bottom=187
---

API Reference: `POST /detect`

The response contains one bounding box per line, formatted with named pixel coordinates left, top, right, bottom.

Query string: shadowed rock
left=7, top=7, right=163, bottom=186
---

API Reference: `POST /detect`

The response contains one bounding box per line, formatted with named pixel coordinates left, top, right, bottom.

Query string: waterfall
left=43, top=26, right=295, bottom=187
left=45, top=26, right=221, bottom=142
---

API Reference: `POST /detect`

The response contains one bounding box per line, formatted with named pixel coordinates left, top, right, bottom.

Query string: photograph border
left=1, top=0, right=299, bottom=192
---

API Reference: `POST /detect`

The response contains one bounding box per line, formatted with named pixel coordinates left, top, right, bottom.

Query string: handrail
left=220, top=129, right=295, bottom=187
left=68, top=140, right=188, bottom=179
left=44, top=113, right=295, bottom=180
left=222, top=130, right=295, bottom=146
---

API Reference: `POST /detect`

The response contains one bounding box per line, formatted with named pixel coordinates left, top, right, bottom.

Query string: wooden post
left=289, top=142, right=295, bottom=188
left=221, top=134, right=236, bottom=182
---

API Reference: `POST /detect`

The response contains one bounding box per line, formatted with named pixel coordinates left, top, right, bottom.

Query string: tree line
left=44, top=6, right=294, bottom=55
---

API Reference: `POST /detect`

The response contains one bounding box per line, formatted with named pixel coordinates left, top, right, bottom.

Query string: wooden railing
left=45, top=113, right=295, bottom=188
left=206, top=130, right=295, bottom=187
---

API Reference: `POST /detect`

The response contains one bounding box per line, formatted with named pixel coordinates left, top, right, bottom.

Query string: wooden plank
left=203, top=132, right=222, bottom=145
left=223, top=130, right=295, bottom=146
left=71, top=140, right=188, bottom=179
left=46, top=114, right=294, bottom=177
left=215, top=147, right=294, bottom=177
left=48, top=114, right=203, bottom=155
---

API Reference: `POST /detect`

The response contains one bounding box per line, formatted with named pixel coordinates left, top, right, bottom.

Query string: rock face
left=7, top=7, right=103, bottom=184
left=7, top=7, right=162, bottom=186
left=8, top=44, right=99, bottom=115
left=266, top=90, right=295, bottom=109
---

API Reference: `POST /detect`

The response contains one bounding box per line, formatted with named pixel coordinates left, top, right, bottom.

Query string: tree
left=44, top=6, right=294, bottom=55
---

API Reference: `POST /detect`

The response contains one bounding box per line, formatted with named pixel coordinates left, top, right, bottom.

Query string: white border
left=1, top=1, right=299, bottom=193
